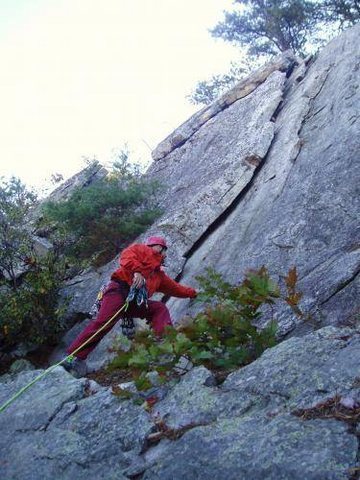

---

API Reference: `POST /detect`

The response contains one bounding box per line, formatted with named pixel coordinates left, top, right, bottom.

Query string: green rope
left=0, top=301, right=129, bottom=414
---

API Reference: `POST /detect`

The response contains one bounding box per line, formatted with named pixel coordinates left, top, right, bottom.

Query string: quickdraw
left=126, top=284, right=148, bottom=307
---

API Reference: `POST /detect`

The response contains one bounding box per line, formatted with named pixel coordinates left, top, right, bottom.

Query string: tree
left=0, top=251, right=68, bottom=348
left=211, top=0, right=321, bottom=58
left=211, top=0, right=359, bottom=58
left=0, top=177, right=37, bottom=287
left=321, top=0, right=360, bottom=27
left=189, top=0, right=359, bottom=105
left=189, top=0, right=320, bottom=106
left=0, top=177, right=68, bottom=349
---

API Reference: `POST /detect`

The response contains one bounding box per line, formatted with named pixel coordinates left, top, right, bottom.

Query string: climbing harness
left=90, top=283, right=147, bottom=338
left=0, top=283, right=148, bottom=413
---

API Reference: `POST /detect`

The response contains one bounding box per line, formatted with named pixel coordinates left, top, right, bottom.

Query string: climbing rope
left=0, top=284, right=148, bottom=414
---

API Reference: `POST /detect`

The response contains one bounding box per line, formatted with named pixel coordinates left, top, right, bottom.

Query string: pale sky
left=0, top=0, right=240, bottom=191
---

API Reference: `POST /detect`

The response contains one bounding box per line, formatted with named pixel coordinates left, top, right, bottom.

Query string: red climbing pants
left=66, top=281, right=172, bottom=360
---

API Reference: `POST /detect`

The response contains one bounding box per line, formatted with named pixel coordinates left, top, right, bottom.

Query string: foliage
left=187, top=61, right=252, bottom=106
left=0, top=176, right=37, bottom=287
left=189, top=0, right=359, bottom=105
left=109, top=266, right=303, bottom=383
left=211, top=0, right=358, bottom=58
left=0, top=252, right=68, bottom=349
left=0, top=176, right=70, bottom=350
left=211, top=0, right=321, bottom=58
left=0, top=151, right=162, bottom=353
left=41, top=155, right=162, bottom=266
left=320, top=0, right=360, bottom=27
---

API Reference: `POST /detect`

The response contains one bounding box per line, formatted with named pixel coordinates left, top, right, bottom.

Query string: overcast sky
left=0, top=0, right=242, bottom=190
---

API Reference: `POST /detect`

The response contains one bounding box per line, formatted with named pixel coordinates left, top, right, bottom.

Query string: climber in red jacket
left=65, top=236, right=196, bottom=373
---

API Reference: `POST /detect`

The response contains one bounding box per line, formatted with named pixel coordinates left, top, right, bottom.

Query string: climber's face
left=150, top=244, right=167, bottom=257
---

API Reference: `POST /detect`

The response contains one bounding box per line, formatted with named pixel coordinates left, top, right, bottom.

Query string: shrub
left=0, top=177, right=70, bottom=351
left=0, top=252, right=68, bottom=349
left=0, top=176, right=37, bottom=287
left=108, top=266, right=303, bottom=386
left=41, top=157, right=162, bottom=266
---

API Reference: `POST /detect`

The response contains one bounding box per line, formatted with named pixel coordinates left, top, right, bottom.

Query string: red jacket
left=111, top=243, right=197, bottom=299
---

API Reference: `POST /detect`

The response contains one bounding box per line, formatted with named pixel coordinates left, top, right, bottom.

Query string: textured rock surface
left=1, top=326, right=358, bottom=479
left=143, top=414, right=355, bottom=480
left=163, top=24, right=360, bottom=333
left=60, top=258, right=118, bottom=319
left=60, top=57, right=297, bottom=318
left=152, top=52, right=298, bottom=161
left=43, top=162, right=108, bottom=203
left=61, top=26, right=359, bottom=341
left=147, top=69, right=289, bottom=275
left=0, top=368, right=153, bottom=480
left=6, top=27, right=357, bottom=480
left=152, top=326, right=360, bottom=425
left=140, top=326, right=360, bottom=480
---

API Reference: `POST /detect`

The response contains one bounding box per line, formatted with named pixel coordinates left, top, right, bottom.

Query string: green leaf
left=158, top=341, right=174, bottom=355
left=128, top=346, right=151, bottom=367
left=191, top=350, right=214, bottom=361
left=134, top=373, right=152, bottom=391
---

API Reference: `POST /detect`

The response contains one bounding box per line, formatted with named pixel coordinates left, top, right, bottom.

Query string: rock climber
left=64, top=236, right=197, bottom=375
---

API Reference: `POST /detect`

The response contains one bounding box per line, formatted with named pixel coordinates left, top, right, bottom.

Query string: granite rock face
left=62, top=27, right=359, bottom=341
left=146, top=68, right=291, bottom=275
left=61, top=60, right=296, bottom=318
left=152, top=52, right=297, bottom=161
left=156, top=24, right=360, bottom=334
left=132, top=326, right=360, bottom=480
left=143, top=414, right=355, bottom=480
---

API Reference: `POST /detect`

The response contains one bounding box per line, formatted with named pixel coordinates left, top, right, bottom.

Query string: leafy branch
left=108, top=266, right=304, bottom=384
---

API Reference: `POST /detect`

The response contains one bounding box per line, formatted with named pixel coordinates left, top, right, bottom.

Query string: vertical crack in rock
left=169, top=55, right=338, bottom=306
left=171, top=156, right=277, bottom=286
left=171, top=68, right=312, bottom=284
left=148, top=68, right=294, bottom=282
left=180, top=153, right=273, bottom=264
left=272, top=64, right=333, bottom=202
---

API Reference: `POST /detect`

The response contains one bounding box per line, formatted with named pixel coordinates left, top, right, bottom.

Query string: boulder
left=2, top=326, right=358, bottom=479
left=0, top=367, right=153, bottom=480
left=142, top=326, right=360, bottom=480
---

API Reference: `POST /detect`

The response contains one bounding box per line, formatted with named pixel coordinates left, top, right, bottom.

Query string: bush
left=41, top=158, right=162, bottom=266
left=108, top=266, right=303, bottom=386
left=0, top=177, right=70, bottom=351
left=0, top=176, right=37, bottom=287
left=0, top=253, right=68, bottom=349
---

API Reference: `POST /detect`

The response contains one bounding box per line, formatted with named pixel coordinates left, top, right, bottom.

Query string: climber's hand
left=133, top=272, right=145, bottom=288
